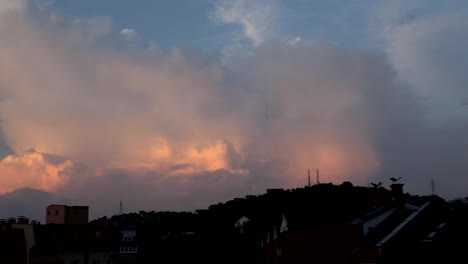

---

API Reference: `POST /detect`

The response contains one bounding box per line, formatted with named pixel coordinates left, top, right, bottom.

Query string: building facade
left=46, top=205, right=89, bottom=225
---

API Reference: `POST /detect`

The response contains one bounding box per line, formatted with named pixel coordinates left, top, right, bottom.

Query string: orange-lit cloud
left=0, top=149, right=73, bottom=193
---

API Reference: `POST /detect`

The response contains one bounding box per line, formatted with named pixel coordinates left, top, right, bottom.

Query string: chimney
left=372, top=188, right=386, bottom=208
left=390, top=183, right=404, bottom=208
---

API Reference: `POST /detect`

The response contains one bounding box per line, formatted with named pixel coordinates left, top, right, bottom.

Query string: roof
left=376, top=202, right=431, bottom=248
left=47, top=204, right=89, bottom=208
left=448, top=197, right=468, bottom=204
left=353, top=205, right=394, bottom=224
left=362, top=208, right=396, bottom=236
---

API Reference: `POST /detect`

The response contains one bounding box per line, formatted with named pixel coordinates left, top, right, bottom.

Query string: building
left=261, top=214, right=361, bottom=264
left=0, top=216, right=39, bottom=264
left=46, top=205, right=89, bottom=225
left=258, top=182, right=446, bottom=264
left=0, top=225, right=28, bottom=264
left=118, top=229, right=138, bottom=263
left=31, top=223, right=120, bottom=264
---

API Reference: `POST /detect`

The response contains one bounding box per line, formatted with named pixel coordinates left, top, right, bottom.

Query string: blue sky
left=51, top=0, right=219, bottom=50
left=49, top=0, right=381, bottom=52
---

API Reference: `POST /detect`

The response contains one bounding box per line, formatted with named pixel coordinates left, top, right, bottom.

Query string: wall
left=46, top=205, right=66, bottom=224
left=12, top=224, right=36, bottom=264
left=65, top=206, right=89, bottom=225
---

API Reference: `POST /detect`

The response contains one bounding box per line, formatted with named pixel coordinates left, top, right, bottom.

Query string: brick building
left=46, top=205, right=89, bottom=225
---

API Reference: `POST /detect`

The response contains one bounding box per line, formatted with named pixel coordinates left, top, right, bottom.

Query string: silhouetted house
left=259, top=182, right=445, bottom=264
left=46, top=205, right=89, bottom=225
left=0, top=217, right=38, bottom=264
left=261, top=213, right=361, bottom=264
left=118, top=229, right=138, bottom=264
left=351, top=183, right=446, bottom=263
left=31, top=224, right=120, bottom=264
left=0, top=226, right=28, bottom=264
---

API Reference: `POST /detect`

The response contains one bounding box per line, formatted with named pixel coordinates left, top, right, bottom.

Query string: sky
left=0, top=0, right=468, bottom=221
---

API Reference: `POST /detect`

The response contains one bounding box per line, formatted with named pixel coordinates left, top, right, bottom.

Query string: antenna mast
left=316, top=168, right=320, bottom=185
left=308, top=169, right=311, bottom=187
left=119, top=200, right=123, bottom=215
left=431, top=178, right=436, bottom=196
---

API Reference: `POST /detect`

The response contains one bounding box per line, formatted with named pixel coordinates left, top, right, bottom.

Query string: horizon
left=0, top=180, right=446, bottom=222
left=1, top=0, right=468, bottom=221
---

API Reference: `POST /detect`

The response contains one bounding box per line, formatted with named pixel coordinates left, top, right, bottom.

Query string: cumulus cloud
left=0, top=149, right=74, bottom=194
left=120, top=28, right=138, bottom=40
left=365, top=0, right=468, bottom=200
left=212, top=0, right=283, bottom=65
left=287, top=36, right=301, bottom=47
left=118, top=28, right=145, bottom=50
left=0, top=1, right=383, bottom=211
left=230, top=43, right=383, bottom=186
left=0, top=0, right=26, bottom=15
left=378, top=1, right=468, bottom=121
left=69, top=16, right=113, bottom=41
left=213, top=0, right=280, bottom=47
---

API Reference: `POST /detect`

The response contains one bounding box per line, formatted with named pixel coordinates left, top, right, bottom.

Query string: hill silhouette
left=91, top=182, right=440, bottom=263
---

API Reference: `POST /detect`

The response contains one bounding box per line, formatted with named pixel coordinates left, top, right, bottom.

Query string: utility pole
left=119, top=200, right=123, bottom=215
left=308, top=169, right=311, bottom=187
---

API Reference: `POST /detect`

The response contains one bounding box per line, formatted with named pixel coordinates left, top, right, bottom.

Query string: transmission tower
left=431, top=178, right=436, bottom=196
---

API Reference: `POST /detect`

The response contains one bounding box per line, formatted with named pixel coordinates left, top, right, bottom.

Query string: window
left=55, top=210, right=59, bottom=215
left=47, top=211, right=50, bottom=216
left=119, top=245, right=138, bottom=254
left=74, top=209, right=79, bottom=215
